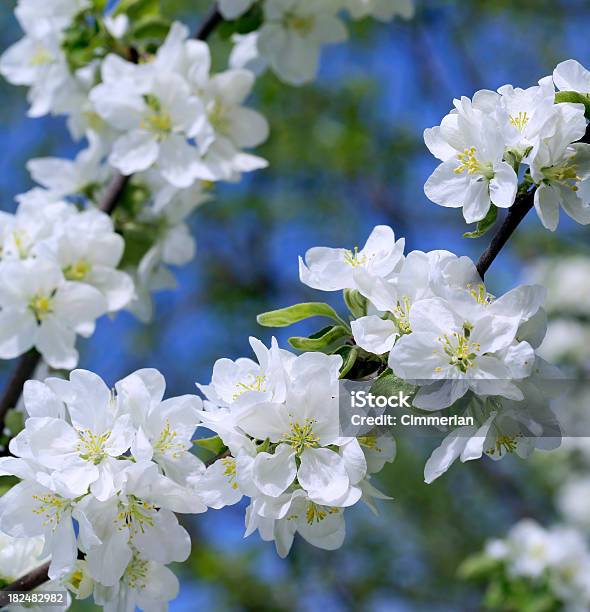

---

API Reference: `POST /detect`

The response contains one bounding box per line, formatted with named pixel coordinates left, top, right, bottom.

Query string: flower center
left=392, top=296, right=412, bottom=334
left=64, top=259, right=91, bottom=281
left=454, top=147, right=494, bottom=179
left=542, top=159, right=581, bottom=191
left=153, top=419, right=185, bottom=458
left=435, top=323, right=480, bottom=374
left=221, top=457, right=238, bottom=490
left=77, top=429, right=110, bottom=464
left=208, top=100, right=230, bottom=133
left=30, top=48, right=52, bottom=66
left=115, top=496, right=156, bottom=536
left=466, top=282, right=494, bottom=305
left=124, top=553, right=149, bottom=590
left=488, top=434, right=521, bottom=456
left=32, top=493, right=69, bottom=529
left=282, top=418, right=320, bottom=455
left=232, top=374, right=267, bottom=400
left=284, top=14, right=314, bottom=35
left=343, top=246, right=367, bottom=268
left=358, top=436, right=383, bottom=452
left=141, top=95, right=172, bottom=137
left=509, top=111, right=529, bottom=131
left=305, top=502, right=338, bottom=525
left=29, top=294, right=54, bottom=322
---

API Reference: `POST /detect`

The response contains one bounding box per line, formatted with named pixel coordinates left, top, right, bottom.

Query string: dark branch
left=0, top=350, right=40, bottom=438
left=0, top=562, right=50, bottom=607
left=475, top=190, right=535, bottom=279
left=194, top=4, right=222, bottom=41
left=477, top=122, right=590, bottom=279
left=97, top=172, right=130, bottom=215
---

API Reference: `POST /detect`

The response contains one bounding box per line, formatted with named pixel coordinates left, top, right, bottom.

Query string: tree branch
left=194, top=4, right=222, bottom=41
left=475, top=190, right=535, bottom=279
left=0, top=350, right=40, bottom=441
left=476, top=122, right=590, bottom=279
left=0, top=563, right=50, bottom=606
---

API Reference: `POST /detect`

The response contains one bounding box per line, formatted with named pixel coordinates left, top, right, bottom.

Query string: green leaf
left=463, top=204, right=498, bottom=239
left=4, top=409, right=24, bottom=437
left=336, top=346, right=358, bottom=378
left=257, top=302, right=346, bottom=328
left=288, top=325, right=350, bottom=352
left=555, top=90, right=590, bottom=120
left=131, top=15, right=171, bottom=40
left=216, top=4, right=264, bottom=38
left=369, top=369, right=417, bottom=401
left=116, top=0, right=160, bottom=20
left=457, top=553, right=501, bottom=580
left=194, top=435, right=226, bottom=456
left=343, top=289, right=367, bottom=318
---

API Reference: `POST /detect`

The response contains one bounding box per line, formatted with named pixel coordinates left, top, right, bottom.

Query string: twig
left=194, top=4, right=222, bottom=41
left=477, top=123, right=590, bottom=279
left=0, top=562, right=50, bottom=607
left=0, top=350, right=40, bottom=437
left=476, top=190, right=535, bottom=279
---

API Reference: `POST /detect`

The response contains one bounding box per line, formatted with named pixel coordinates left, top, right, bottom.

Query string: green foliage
left=61, top=11, right=104, bottom=71
left=555, top=91, right=590, bottom=120
left=336, top=345, right=358, bottom=378
left=464, top=205, right=498, bottom=239
left=194, top=435, right=227, bottom=457
left=131, top=16, right=171, bottom=40
left=343, top=289, right=368, bottom=318
left=257, top=302, right=347, bottom=328
left=217, top=4, right=264, bottom=39
left=288, top=325, right=350, bottom=352
left=4, top=409, right=24, bottom=437
left=369, top=368, right=417, bottom=402
left=115, top=0, right=160, bottom=20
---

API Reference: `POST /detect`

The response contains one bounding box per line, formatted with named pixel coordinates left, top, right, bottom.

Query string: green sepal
left=555, top=90, right=590, bottom=120
left=257, top=302, right=347, bottom=328
left=457, top=553, right=502, bottom=580
left=369, top=369, right=417, bottom=401
left=288, top=325, right=350, bottom=352
left=193, top=435, right=226, bottom=456
left=463, top=205, right=498, bottom=239
left=336, top=345, right=358, bottom=379
left=343, top=289, right=367, bottom=319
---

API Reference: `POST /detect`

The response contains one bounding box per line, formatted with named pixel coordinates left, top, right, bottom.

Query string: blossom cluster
left=0, top=196, right=133, bottom=369
left=296, top=224, right=558, bottom=482
left=1, top=0, right=270, bottom=323
left=466, top=520, right=590, bottom=611
left=424, top=59, right=590, bottom=231
left=197, top=337, right=395, bottom=557
left=0, top=368, right=208, bottom=611
left=221, top=0, right=415, bottom=85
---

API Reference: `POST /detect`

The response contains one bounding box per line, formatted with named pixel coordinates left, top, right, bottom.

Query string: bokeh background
left=2, top=0, right=590, bottom=609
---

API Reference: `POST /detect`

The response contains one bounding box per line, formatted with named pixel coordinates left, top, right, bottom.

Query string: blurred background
left=2, top=0, right=590, bottom=609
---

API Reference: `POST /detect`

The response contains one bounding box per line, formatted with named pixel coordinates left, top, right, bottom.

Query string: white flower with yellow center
left=388, top=293, right=539, bottom=409
left=0, top=480, right=78, bottom=581
left=0, top=259, right=107, bottom=369
left=74, top=461, right=195, bottom=587
left=93, top=552, right=179, bottom=612
left=89, top=55, right=206, bottom=188
left=14, top=370, right=135, bottom=501
left=529, top=103, right=590, bottom=231
left=299, top=225, right=405, bottom=292
left=115, top=368, right=205, bottom=485
left=237, top=362, right=365, bottom=505
left=244, top=489, right=345, bottom=558
left=424, top=97, right=518, bottom=223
